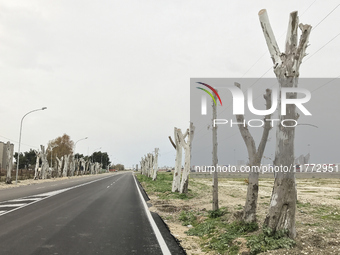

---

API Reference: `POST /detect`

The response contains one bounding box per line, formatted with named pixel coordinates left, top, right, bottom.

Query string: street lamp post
left=74, top=137, right=88, bottom=160
left=16, top=107, right=47, bottom=184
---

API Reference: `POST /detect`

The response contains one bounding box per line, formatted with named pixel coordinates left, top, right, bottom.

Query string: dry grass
left=141, top=174, right=340, bottom=254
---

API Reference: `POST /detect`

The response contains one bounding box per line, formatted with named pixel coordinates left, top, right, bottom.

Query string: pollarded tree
left=169, top=127, right=186, bottom=192
left=259, top=9, right=311, bottom=238
left=56, top=156, right=63, bottom=177
left=234, top=83, right=273, bottom=223
left=5, top=142, right=13, bottom=184
left=177, top=123, right=195, bottom=194
left=40, top=145, right=49, bottom=179
left=63, top=154, right=70, bottom=177
left=34, top=150, right=41, bottom=179
left=152, top=148, right=159, bottom=181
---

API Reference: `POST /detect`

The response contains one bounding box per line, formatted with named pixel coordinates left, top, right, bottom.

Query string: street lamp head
left=85, top=137, right=88, bottom=139
left=42, top=107, right=47, bottom=110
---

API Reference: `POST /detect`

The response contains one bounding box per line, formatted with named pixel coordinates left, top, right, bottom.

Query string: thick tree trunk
left=34, top=151, right=41, bottom=179
left=56, top=156, right=63, bottom=177
left=69, top=156, right=75, bottom=176
left=79, top=158, right=85, bottom=175
left=179, top=123, right=195, bottom=194
left=148, top=153, right=153, bottom=178
left=152, top=148, right=159, bottom=181
left=259, top=9, right=311, bottom=239
left=84, top=160, right=89, bottom=175
left=172, top=128, right=182, bottom=192
left=5, top=142, right=13, bottom=184
left=40, top=145, right=49, bottom=179
left=90, top=162, right=95, bottom=175
left=63, top=154, right=70, bottom=177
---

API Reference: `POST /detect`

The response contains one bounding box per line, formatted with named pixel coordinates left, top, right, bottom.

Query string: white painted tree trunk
left=235, top=83, right=273, bottom=223
left=34, top=150, right=41, bottom=180
left=56, top=156, right=63, bottom=177
left=148, top=153, right=153, bottom=178
left=90, top=162, right=95, bottom=175
left=63, top=154, right=70, bottom=177
left=74, top=158, right=79, bottom=176
left=40, top=145, right=49, bottom=179
left=142, top=156, right=146, bottom=176
left=84, top=160, right=90, bottom=174
left=172, top=127, right=183, bottom=192
left=79, top=158, right=85, bottom=175
left=179, top=122, right=195, bottom=194
left=69, top=156, right=75, bottom=176
left=259, top=9, right=311, bottom=239
left=5, top=142, right=13, bottom=184
left=152, top=148, right=159, bottom=181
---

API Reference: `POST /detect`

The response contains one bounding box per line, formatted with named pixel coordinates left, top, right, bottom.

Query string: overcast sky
left=1, top=0, right=339, bottom=168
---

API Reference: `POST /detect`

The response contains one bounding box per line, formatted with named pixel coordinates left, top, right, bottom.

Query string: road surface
left=0, top=172, right=184, bottom=255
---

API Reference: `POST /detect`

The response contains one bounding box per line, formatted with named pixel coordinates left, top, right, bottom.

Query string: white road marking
left=0, top=174, right=121, bottom=217
left=7, top=198, right=42, bottom=202
left=133, top=174, right=171, bottom=255
left=0, top=204, right=27, bottom=208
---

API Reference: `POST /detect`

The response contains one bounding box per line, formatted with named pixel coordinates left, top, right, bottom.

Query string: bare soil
left=146, top=177, right=340, bottom=255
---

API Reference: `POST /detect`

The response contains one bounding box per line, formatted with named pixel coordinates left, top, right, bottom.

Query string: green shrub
left=179, top=210, right=197, bottom=226
left=186, top=219, right=217, bottom=237
left=208, top=221, right=258, bottom=254
left=247, top=226, right=296, bottom=254
left=208, top=207, right=228, bottom=218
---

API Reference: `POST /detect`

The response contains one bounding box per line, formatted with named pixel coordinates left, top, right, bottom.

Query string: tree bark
left=69, top=156, right=75, bottom=176
left=152, top=148, right=159, bottom=181
left=5, top=142, right=13, bottom=184
left=178, top=122, right=195, bottom=194
left=148, top=153, right=153, bottom=178
left=235, top=83, right=273, bottom=223
left=56, top=156, right=63, bottom=177
left=172, top=128, right=183, bottom=192
left=40, top=145, right=49, bottom=179
left=34, top=150, right=41, bottom=180
left=212, top=94, right=219, bottom=211
left=259, top=9, right=311, bottom=239
left=63, top=154, right=70, bottom=177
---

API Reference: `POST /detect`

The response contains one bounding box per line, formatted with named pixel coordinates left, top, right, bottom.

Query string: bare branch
left=258, top=9, right=282, bottom=68
left=168, top=136, right=176, bottom=149
left=285, top=11, right=299, bottom=55
left=256, top=89, right=273, bottom=162
left=296, top=23, right=312, bottom=73
left=234, top=82, right=256, bottom=163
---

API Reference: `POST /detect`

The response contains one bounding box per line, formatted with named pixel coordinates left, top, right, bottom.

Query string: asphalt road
left=0, top=172, right=184, bottom=255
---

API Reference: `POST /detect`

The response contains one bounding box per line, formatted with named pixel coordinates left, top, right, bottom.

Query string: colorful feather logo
left=196, top=82, right=222, bottom=106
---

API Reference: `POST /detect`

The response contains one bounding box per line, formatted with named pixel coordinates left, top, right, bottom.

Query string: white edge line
left=133, top=173, right=171, bottom=255
left=0, top=174, right=119, bottom=217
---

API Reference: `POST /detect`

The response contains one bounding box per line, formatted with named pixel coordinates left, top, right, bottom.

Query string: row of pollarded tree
left=33, top=145, right=107, bottom=180
left=140, top=148, right=159, bottom=180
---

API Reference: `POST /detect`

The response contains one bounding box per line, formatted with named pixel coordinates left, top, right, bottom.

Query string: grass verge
left=135, top=172, right=195, bottom=200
